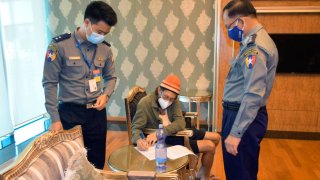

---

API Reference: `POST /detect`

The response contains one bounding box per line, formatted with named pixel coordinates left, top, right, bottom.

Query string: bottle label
left=156, top=157, right=167, bottom=163
left=156, top=148, right=167, bottom=163
left=156, top=126, right=167, bottom=172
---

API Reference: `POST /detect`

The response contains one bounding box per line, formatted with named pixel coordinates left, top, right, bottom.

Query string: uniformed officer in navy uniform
left=42, top=1, right=117, bottom=169
left=221, top=0, right=278, bottom=179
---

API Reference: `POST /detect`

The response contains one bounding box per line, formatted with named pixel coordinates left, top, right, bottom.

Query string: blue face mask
left=228, top=20, right=244, bottom=42
left=85, top=23, right=105, bottom=44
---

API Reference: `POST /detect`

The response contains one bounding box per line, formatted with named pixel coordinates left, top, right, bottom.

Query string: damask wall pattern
left=46, top=0, right=215, bottom=117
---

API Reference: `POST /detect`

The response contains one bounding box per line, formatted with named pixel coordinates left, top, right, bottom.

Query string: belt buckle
left=86, top=103, right=94, bottom=109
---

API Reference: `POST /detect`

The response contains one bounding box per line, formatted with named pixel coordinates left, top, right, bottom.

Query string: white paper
left=134, top=145, right=195, bottom=161
left=167, top=145, right=195, bottom=160
left=134, top=146, right=156, bottom=160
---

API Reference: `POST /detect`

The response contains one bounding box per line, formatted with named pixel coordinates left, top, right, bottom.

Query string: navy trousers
left=222, top=106, right=268, bottom=180
left=58, top=102, right=107, bottom=169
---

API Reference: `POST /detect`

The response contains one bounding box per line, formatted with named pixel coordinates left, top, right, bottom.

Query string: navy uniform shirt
left=42, top=29, right=116, bottom=122
left=223, top=24, right=278, bottom=138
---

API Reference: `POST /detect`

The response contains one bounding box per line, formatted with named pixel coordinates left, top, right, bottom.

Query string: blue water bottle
left=155, top=124, right=167, bottom=173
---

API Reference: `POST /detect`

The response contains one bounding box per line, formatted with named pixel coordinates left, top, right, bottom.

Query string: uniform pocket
left=66, top=59, right=83, bottom=66
left=94, top=59, right=106, bottom=68
left=65, top=59, right=84, bottom=77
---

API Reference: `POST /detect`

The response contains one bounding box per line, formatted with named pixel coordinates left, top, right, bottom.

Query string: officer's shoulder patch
left=243, top=46, right=258, bottom=69
left=46, top=48, right=57, bottom=63
left=52, top=33, right=71, bottom=43
left=245, top=54, right=256, bottom=69
left=46, top=43, right=59, bottom=62
left=48, top=43, right=58, bottom=53
left=102, top=41, right=111, bottom=47
left=243, top=46, right=258, bottom=58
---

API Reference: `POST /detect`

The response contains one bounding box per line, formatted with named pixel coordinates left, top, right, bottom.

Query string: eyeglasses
left=226, top=16, right=241, bottom=30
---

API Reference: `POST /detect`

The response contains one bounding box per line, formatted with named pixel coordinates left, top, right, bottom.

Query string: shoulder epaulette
left=102, top=41, right=111, bottom=47
left=247, top=34, right=257, bottom=47
left=52, top=33, right=71, bottom=43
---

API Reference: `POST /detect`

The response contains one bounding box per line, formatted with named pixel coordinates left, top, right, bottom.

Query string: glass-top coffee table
left=108, top=145, right=189, bottom=178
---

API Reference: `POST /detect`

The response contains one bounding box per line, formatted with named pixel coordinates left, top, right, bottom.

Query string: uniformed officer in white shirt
left=42, top=1, right=117, bottom=169
left=221, top=0, right=278, bottom=179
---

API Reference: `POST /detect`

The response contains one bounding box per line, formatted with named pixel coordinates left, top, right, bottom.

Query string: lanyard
left=74, top=33, right=97, bottom=69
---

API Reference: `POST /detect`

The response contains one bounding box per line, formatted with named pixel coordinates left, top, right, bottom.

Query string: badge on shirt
left=69, top=56, right=81, bottom=60
left=46, top=44, right=58, bottom=62
left=92, top=69, right=101, bottom=82
left=245, top=54, right=256, bottom=69
left=243, top=47, right=258, bottom=57
left=46, top=50, right=56, bottom=62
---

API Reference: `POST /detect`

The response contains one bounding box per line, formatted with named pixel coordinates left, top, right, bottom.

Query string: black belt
left=222, top=101, right=241, bottom=110
left=59, top=101, right=96, bottom=109
left=222, top=101, right=266, bottom=111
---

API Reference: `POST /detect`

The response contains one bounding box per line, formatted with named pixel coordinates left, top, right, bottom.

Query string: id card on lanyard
left=75, top=34, right=99, bottom=92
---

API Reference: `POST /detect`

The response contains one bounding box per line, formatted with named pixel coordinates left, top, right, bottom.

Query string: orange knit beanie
left=160, top=74, right=180, bottom=94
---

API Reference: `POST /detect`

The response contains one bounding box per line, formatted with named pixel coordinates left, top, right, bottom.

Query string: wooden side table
left=179, top=90, right=213, bottom=131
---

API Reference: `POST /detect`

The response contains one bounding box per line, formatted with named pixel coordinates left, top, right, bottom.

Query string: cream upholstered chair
left=0, top=125, right=84, bottom=180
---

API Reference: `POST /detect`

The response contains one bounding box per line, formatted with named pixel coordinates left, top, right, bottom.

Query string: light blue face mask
left=85, top=23, right=105, bottom=44
left=228, top=18, right=244, bottom=42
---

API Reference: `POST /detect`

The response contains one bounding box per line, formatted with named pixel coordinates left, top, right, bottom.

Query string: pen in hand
left=138, top=131, right=149, bottom=151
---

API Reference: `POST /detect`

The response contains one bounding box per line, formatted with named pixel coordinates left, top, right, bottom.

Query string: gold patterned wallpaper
left=46, top=0, right=215, bottom=118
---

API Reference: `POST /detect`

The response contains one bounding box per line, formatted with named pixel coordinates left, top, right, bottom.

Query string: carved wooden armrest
left=98, top=170, right=128, bottom=179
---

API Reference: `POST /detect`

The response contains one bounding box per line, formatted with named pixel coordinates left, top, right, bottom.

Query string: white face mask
left=158, top=98, right=172, bottom=109
left=85, top=22, right=105, bottom=44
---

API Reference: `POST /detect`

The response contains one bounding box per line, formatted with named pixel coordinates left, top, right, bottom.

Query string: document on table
left=134, top=145, right=195, bottom=160
left=167, top=145, right=195, bottom=160
left=135, top=146, right=156, bottom=160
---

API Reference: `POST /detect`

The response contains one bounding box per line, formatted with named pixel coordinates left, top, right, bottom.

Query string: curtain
left=0, top=0, right=47, bottom=130
left=0, top=16, right=13, bottom=137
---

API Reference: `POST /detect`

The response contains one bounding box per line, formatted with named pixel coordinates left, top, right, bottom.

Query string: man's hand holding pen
left=137, top=132, right=157, bottom=151
left=137, top=138, right=149, bottom=151
left=146, top=132, right=157, bottom=146
left=137, top=131, right=149, bottom=151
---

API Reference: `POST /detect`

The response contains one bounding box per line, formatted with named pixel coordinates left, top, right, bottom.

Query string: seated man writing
left=131, top=74, right=220, bottom=180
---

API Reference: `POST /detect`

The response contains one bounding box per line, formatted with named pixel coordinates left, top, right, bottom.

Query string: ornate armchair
left=0, top=126, right=84, bottom=180
left=124, top=86, right=147, bottom=145
left=0, top=125, right=179, bottom=180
